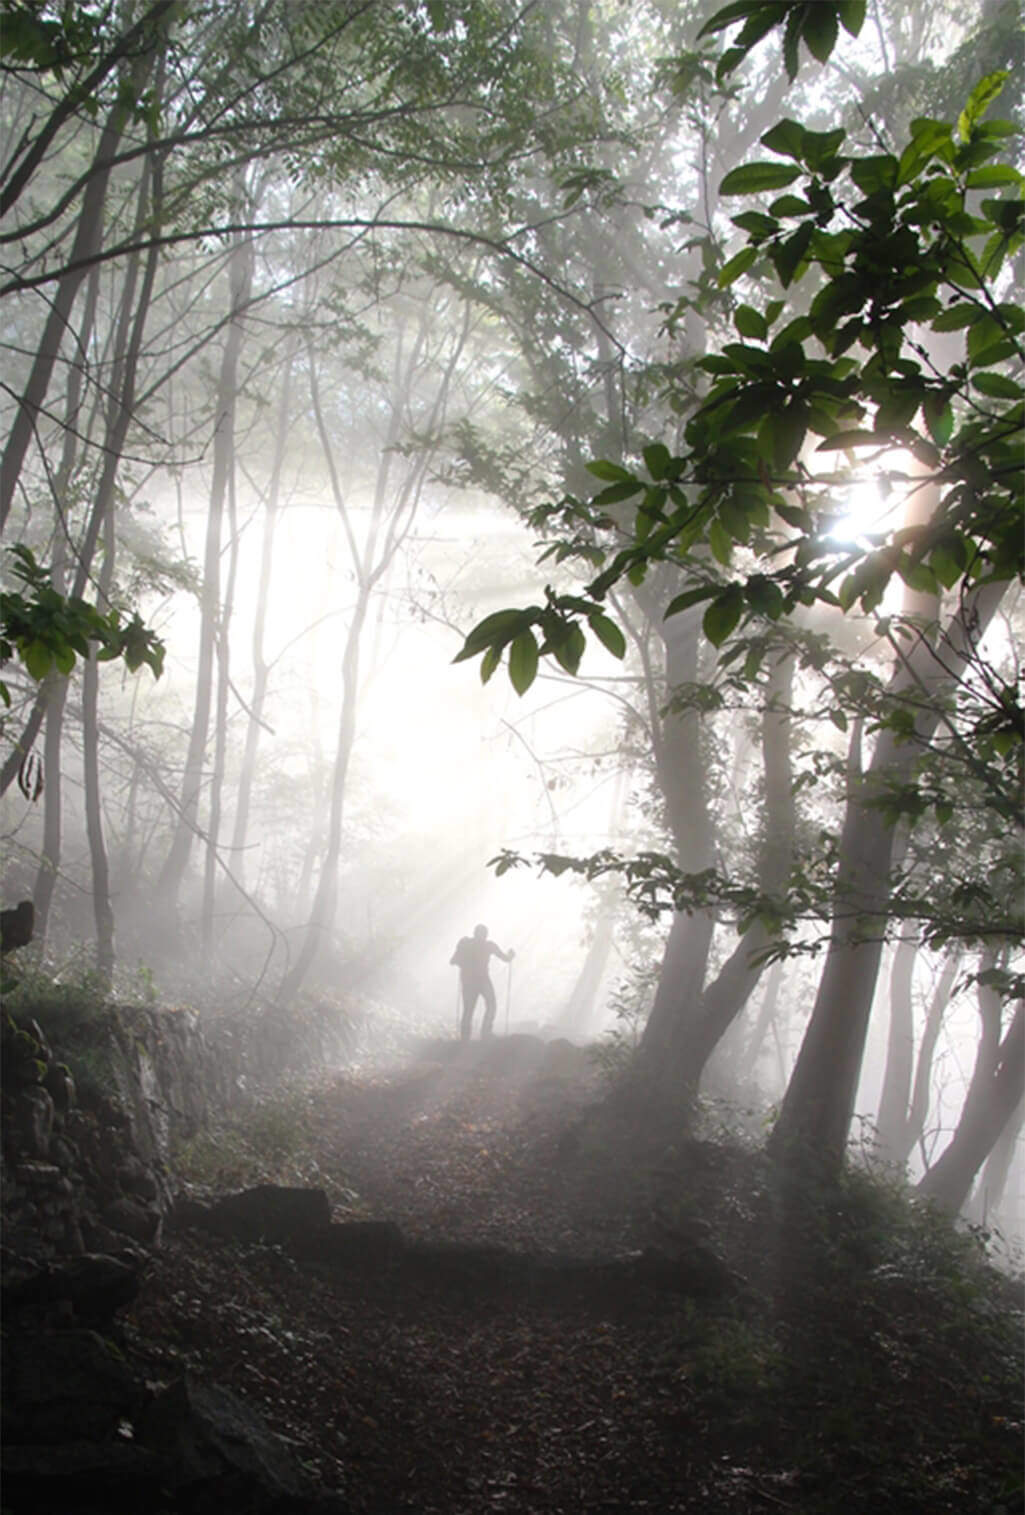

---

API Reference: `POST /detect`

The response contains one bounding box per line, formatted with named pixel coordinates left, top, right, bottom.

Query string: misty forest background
left=1, top=0, right=1023, bottom=1244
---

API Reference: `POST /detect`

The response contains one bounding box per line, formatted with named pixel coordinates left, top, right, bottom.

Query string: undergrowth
left=172, top=1080, right=364, bottom=1217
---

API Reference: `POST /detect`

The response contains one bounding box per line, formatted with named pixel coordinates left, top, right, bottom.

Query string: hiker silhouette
left=449, top=924, right=514, bottom=1041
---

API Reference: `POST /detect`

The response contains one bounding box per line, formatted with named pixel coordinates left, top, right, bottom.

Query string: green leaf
left=967, top=312, right=1013, bottom=366
left=552, top=624, right=586, bottom=675
left=595, top=480, right=645, bottom=505
left=709, top=518, right=733, bottom=565
left=782, top=3, right=802, bottom=79
left=929, top=535, right=967, bottom=588
left=801, top=3, right=839, bottom=64
left=768, top=193, right=813, bottom=217
left=965, top=164, right=1023, bottom=188
left=703, top=585, right=745, bottom=647
left=734, top=304, right=767, bottom=340
left=957, top=71, right=1009, bottom=143
left=745, top=575, right=784, bottom=618
left=848, top=155, right=898, bottom=195
left=769, top=402, right=808, bottom=468
left=923, top=393, right=954, bottom=446
left=643, top=442, right=672, bottom=480
left=480, top=645, right=501, bottom=684
left=586, top=459, right=633, bottom=483
left=760, top=118, right=806, bottom=161
left=731, top=210, right=780, bottom=238
left=769, top=221, right=814, bottom=287
left=508, top=630, right=539, bottom=695
left=837, top=0, right=866, bottom=36
left=21, top=641, right=53, bottom=680
left=897, top=120, right=952, bottom=185
left=971, top=371, right=1022, bottom=400
left=897, top=555, right=938, bottom=595
left=720, top=161, right=802, bottom=196
left=664, top=584, right=720, bottom=619
left=696, top=1, right=785, bottom=42
left=816, top=429, right=883, bottom=451
left=454, top=608, right=532, bottom=661
left=717, top=246, right=759, bottom=286
left=588, top=612, right=627, bottom=659
left=930, top=302, right=981, bottom=332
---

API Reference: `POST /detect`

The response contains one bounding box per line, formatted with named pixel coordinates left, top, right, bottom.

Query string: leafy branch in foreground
left=697, top=0, right=867, bottom=85
left=0, top=544, right=165, bottom=706
left=457, top=72, right=1023, bottom=696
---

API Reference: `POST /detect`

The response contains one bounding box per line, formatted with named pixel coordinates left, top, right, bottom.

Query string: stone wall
left=1, top=994, right=354, bottom=1265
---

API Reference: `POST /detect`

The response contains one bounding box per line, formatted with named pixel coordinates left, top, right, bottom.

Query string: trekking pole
left=505, top=958, right=513, bottom=1036
left=455, top=976, right=461, bottom=1039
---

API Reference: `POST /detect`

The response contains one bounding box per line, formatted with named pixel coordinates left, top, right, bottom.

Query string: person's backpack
left=450, top=937, right=471, bottom=968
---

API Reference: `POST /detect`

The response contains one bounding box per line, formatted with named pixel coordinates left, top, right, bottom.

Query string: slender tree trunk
left=82, top=659, right=115, bottom=987
left=32, top=262, right=102, bottom=942
left=739, top=958, right=785, bottom=1084
left=277, top=291, right=473, bottom=1001
left=670, top=651, right=796, bottom=1094
left=895, top=950, right=962, bottom=1167
left=277, top=592, right=370, bottom=1001
left=228, top=342, right=296, bottom=888
left=768, top=581, right=1007, bottom=1170
left=916, top=1003, right=1024, bottom=1215
left=33, top=675, right=67, bottom=946
left=876, top=936, right=918, bottom=1161
left=201, top=445, right=240, bottom=959
left=156, top=225, right=254, bottom=910
left=969, top=1094, right=1023, bottom=1225
left=639, top=606, right=716, bottom=1060
left=558, top=769, right=628, bottom=1039
left=77, top=152, right=162, bottom=984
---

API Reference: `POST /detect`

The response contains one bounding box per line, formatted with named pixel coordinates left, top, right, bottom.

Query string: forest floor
left=125, top=1035, right=1024, bottom=1515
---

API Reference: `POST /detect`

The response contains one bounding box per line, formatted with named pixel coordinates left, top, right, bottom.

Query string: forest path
left=123, top=1038, right=1020, bottom=1515
left=126, top=1039, right=757, bottom=1515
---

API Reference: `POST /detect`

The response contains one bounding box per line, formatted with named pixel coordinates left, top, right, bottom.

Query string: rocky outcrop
left=1, top=1325, right=347, bottom=1514
left=1, top=999, right=356, bottom=1514
left=174, top=1182, right=737, bottom=1307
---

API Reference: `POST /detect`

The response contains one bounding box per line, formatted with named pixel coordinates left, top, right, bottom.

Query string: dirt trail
left=126, top=1043, right=749, bottom=1515
left=123, top=1042, right=1020, bottom=1514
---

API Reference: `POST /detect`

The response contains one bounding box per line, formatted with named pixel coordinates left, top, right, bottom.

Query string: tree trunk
left=738, top=958, right=785, bottom=1085
left=201, top=442, right=240, bottom=960
left=277, top=591, right=370, bottom=1001
left=32, top=262, right=102, bottom=943
left=895, top=950, right=962, bottom=1167
left=639, top=606, right=716, bottom=1061
left=277, top=291, right=473, bottom=1001
left=670, top=651, right=796, bottom=1094
left=916, top=1002, right=1024, bottom=1215
left=969, top=1094, right=1023, bottom=1225
left=875, top=936, right=918, bottom=1162
left=156, top=225, right=254, bottom=910
left=558, top=769, right=629, bottom=1039
left=228, top=341, right=296, bottom=889
left=768, top=581, right=1007, bottom=1170
left=78, top=155, right=162, bottom=984
left=558, top=885, right=618, bottom=1040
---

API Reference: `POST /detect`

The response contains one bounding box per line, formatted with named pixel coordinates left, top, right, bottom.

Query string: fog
left=1, top=0, right=1022, bottom=1254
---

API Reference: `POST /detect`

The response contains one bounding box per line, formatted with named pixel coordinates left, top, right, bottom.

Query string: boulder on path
left=142, top=1376, right=315, bottom=1513
left=2, top=1250, right=141, bottom=1325
left=180, top=1184, right=332, bottom=1244
left=3, top=1328, right=143, bottom=1444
